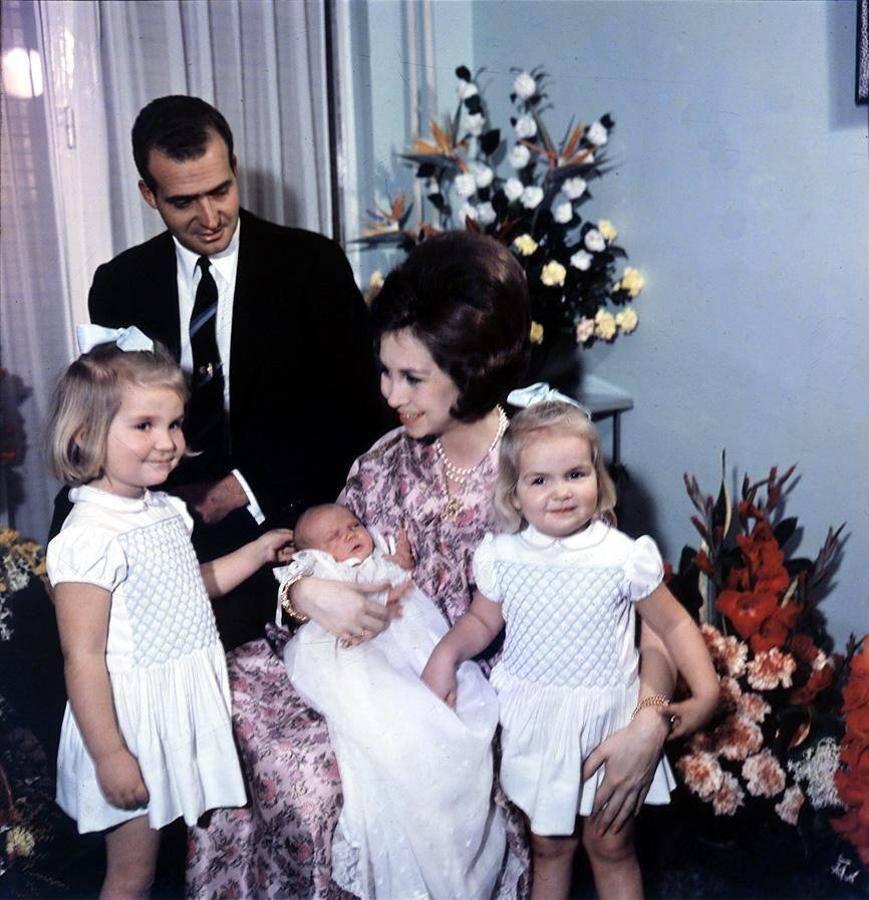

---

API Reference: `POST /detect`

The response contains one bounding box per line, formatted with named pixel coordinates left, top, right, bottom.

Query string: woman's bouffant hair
left=370, top=231, right=531, bottom=422
left=493, top=401, right=617, bottom=533
left=47, top=341, right=187, bottom=486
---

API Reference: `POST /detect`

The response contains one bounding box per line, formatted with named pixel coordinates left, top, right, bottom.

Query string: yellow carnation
left=594, top=309, right=617, bottom=341
left=615, top=307, right=639, bottom=333
left=513, top=234, right=539, bottom=256
left=529, top=321, right=545, bottom=344
left=597, top=219, right=618, bottom=242
left=540, top=260, right=567, bottom=287
left=618, top=267, right=645, bottom=298
left=6, top=825, right=35, bottom=858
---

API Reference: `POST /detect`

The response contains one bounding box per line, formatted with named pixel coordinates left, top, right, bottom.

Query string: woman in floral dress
left=186, top=232, right=674, bottom=898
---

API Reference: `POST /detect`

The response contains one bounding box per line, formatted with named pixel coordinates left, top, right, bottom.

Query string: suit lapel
left=153, top=231, right=182, bottom=359
left=229, top=210, right=258, bottom=413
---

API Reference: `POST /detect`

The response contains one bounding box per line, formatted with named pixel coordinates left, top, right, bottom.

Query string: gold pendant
left=444, top=496, right=463, bottom=520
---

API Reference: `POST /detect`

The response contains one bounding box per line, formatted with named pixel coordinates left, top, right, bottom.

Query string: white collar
left=70, top=484, right=163, bottom=513
left=172, top=216, right=241, bottom=285
left=519, top=519, right=610, bottom=550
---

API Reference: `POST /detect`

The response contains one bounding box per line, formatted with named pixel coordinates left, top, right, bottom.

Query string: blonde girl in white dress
left=423, top=388, right=720, bottom=900
left=45, top=327, right=292, bottom=899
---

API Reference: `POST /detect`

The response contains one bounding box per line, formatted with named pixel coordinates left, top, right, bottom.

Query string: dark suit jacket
left=57, top=209, right=388, bottom=647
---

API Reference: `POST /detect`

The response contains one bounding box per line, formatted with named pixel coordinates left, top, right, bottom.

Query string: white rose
left=552, top=199, right=573, bottom=224
left=458, top=202, right=478, bottom=222
left=464, top=112, right=484, bottom=136
left=570, top=249, right=593, bottom=271
left=513, top=71, right=536, bottom=100
left=454, top=172, right=477, bottom=198
left=586, top=121, right=608, bottom=146
left=515, top=114, right=537, bottom=139
left=477, top=202, right=497, bottom=226
left=471, top=162, right=493, bottom=188
left=509, top=144, right=531, bottom=168
left=521, top=185, right=544, bottom=209
left=562, top=177, right=587, bottom=200
left=504, top=178, right=524, bottom=202
left=457, top=79, right=478, bottom=100
left=584, top=228, right=605, bottom=252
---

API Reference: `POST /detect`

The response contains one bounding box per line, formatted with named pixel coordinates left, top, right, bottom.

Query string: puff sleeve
left=471, top=534, right=503, bottom=602
left=163, top=493, right=194, bottom=534
left=46, top=525, right=128, bottom=592
left=624, top=535, right=664, bottom=603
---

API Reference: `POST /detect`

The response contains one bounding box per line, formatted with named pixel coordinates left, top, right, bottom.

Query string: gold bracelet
left=278, top=574, right=310, bottom=623
left=631, top=694, right=670, bottom=720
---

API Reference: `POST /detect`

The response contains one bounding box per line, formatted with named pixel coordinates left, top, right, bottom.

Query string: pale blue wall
left=468, top=0, right=867, bottom=644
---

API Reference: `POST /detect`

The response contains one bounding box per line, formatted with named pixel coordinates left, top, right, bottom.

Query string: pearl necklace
left=435, top=406, right=508, bottom=485
left=438, top=406, right=508, bottom=520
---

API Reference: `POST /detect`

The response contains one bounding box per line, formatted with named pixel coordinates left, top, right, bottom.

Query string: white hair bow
left=76, top=324, right=154, bottom=355
left=506, top=382, right=591, bottom=419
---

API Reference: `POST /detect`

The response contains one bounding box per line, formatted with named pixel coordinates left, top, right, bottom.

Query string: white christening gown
left=280, top=549, right=506, bottom=900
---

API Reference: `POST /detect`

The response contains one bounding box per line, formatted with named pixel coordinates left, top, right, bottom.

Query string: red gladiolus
left=716, top=589, right=779, bottom=639
left=749, top=603, right=802, bottom=654
left=789, top=665, right=834, bottom=705
left=695, top=549, right=714, bottom=576
left=790, top=634, right=821, bottom=666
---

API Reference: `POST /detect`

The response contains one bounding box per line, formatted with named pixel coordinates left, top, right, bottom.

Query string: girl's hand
left=421, top=649, right=458, bottom=709
left=255, top=529, right=295, bottom=565
left=95, top=748, right=150, bottom=810
left=668, top=687, right=720, bottom=739
left=581, top=707, right=669, bottom=836
left=293, top=576, right=395, bottom=644
left=385, top=528, right=414, bottom=571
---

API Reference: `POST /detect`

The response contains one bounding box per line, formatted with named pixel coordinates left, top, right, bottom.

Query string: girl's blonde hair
left=47, top=341, right=187, bottom=486
left=493, top=401, right=617, bottom=533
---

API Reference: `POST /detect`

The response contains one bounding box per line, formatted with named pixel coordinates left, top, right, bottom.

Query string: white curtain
left=0, top=0, right=334, bottom=543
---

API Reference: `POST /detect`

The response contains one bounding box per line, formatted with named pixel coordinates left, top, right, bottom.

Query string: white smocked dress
left=473, top=520, right=676, bottom=836
left=280, top=548, right=506, bottom=900
left=46, top=485, right=246, bottom=834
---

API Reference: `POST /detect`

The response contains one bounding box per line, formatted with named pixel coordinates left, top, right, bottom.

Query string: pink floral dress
left=186, top=427, right=529, bottom=899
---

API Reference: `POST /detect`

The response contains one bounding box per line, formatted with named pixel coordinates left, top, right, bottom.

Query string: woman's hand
left=581, top=707, right=669, bottom=836
left=95, top=747, right=150, bottom=810
left=421, top=647, right=458, bottom=709
left=292, top=576, right=399, bottom=644
left=668, top=687, right=720, bottom=739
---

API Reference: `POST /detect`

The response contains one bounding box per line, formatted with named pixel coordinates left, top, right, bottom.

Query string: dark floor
left=4, top=801, right=865, bottom=900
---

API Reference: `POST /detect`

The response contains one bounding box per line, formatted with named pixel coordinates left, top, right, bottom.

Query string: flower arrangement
left=1, top=527, right=67, bottom=893
left=666, top=457, right=866, bottom=884
left=357, top=66, right=645, bottom=361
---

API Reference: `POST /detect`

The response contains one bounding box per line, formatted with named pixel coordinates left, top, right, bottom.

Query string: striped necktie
left=186, top=256, right=228, bottom=453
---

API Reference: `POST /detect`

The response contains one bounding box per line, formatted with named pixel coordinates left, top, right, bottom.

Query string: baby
left=277, top=504, right=506, bottom=900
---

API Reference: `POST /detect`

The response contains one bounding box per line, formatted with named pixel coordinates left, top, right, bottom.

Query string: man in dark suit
left=65, top=95, right=386, bottom=649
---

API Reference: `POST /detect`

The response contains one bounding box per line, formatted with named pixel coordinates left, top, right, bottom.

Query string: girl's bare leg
left=582, top=816, right=642, bottom=900
left=102, top=815, right=160, bottom=900
left=530, top=827, right=580, bottom=900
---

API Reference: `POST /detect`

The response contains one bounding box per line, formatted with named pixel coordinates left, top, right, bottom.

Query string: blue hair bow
left=76, top=324, right=154, bottom=355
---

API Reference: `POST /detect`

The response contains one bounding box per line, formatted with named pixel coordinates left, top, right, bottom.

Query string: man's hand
left=174, top=474, right=248, bottom=524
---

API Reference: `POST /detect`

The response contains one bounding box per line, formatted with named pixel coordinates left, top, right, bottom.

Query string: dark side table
left=579, top=374, right=633, bottom=467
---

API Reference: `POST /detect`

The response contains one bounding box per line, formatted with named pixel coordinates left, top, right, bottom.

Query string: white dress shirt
left=173, top=219, right=265, bottom=524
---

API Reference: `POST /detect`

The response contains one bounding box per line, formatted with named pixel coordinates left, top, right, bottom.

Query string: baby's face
left=307, top=507, right=375, bottom=563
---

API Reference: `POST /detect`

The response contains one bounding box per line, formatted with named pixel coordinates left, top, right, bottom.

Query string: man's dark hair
left=132, top=95, right=235, bottom=192
left=371, top=231, right=531, bottom=422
